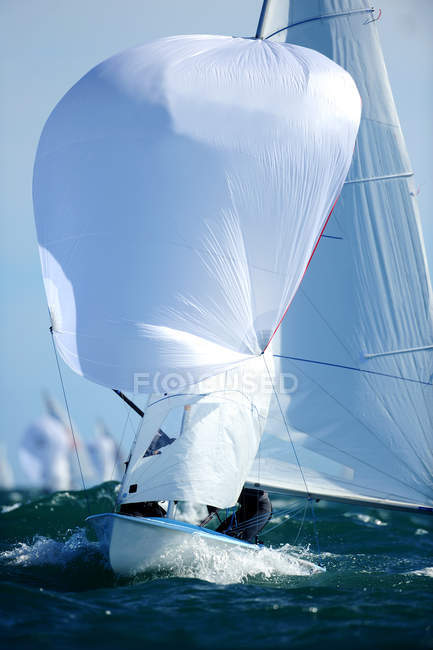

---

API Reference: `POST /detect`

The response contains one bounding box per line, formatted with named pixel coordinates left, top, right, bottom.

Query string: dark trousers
left=216, top=489, right=272, bottom=542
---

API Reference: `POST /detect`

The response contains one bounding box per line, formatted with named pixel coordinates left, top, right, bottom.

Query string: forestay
left=33, top=34, right=360, bottom=392
left=247, top=0, right=433, bottom=512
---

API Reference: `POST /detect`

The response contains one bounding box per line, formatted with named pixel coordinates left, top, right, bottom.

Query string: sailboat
left=0, top=444, right=14, bottom=490
left=20, top=392, right=100, bottom=491
left=31, top=0, right=432, bottom=577
left=43, top=391, right=96, bottom=489
left=87, top=420, right=123, bottom=483
left=19, top=413, right=72, bottom=492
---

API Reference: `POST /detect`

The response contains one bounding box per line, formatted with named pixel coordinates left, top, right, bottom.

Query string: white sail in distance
left=43, top=391, right=95, bottom=489
left=0, top=444, right=14, bottom=490
left=19, top=416, right=72, bottom=491
left=87, top=420, right=123, bottom=483
left=248, top=0, right=433, bottom=514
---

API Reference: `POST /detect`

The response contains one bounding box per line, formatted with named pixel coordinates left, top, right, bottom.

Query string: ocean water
left=0, top=483, right=431, bottom=649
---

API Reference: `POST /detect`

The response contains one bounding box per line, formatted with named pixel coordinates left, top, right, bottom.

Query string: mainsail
left=33, top=33, right=361, bottom=508
left=247, top=0, right=433, bottom=513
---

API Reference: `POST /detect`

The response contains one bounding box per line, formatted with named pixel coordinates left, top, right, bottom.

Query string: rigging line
left=263, top=354, right=310, bottom=497
left=224, top=512, right=274, bottom=535
left=264, top=8, right=373, bottom=40
left=284, top=356, right=433, bottom=502
left=49, top=326, right=90, bottom=514
left=274, top=354, right=432, bottom=387
left=293, top=499, right=309, bottom=546
left=309, top=497, right=321, bottom=557
left=260, top=504, right=307, bottom=537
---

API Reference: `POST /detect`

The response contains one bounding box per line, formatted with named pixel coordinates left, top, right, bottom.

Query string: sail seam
left=264, top=8, right=373, bottom=40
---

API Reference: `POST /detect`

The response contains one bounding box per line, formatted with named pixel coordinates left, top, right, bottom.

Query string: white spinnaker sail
left=121, top=353, right=274, bottom=508
left=248, top=0, right=433, bottom=513
left=33, top=34, right=360, bottom=392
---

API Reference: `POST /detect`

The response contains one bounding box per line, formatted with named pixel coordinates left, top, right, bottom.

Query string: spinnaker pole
left=113, top=390, right=144, bottom=417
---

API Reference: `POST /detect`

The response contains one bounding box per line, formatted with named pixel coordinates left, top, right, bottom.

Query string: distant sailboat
left=19, top=415, right=71, bottom=491
left=20, top=393, right=100, bottom=491
left=43, top=391, right=95, bottom=489
left=87, top=420, right=123, bottom=483
left=0, top=443, right=14, bottom=490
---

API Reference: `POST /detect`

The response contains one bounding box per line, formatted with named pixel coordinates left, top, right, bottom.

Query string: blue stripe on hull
left=86, top=513, right=255, bottom=548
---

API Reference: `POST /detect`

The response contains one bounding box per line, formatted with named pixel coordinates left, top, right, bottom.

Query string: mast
left=255, top=0, right=271, bottom=39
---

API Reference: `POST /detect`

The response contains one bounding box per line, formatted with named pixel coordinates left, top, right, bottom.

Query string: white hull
left=87, top=513, right=263, bottom=576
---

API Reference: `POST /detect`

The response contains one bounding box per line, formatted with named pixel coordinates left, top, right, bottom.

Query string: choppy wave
left=343, top=512, right=388, bottom=527
left=0, top=528, right=95, bottom=568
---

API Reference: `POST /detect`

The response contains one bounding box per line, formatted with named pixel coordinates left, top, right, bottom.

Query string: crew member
left=212, top=487, right=272, bottom=543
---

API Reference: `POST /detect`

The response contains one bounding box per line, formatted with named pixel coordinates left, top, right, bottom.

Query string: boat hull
left=87, top=513, right=257, bottom=576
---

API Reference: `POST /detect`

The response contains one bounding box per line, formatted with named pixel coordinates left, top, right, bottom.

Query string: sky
left=0, top=0, right=432, bottom=484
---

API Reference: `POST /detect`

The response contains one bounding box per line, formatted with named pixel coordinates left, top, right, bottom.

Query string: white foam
left=1, top=503, right=20, bottom=514
left=408, top=567, right=433, bottom=578
left=0, top=529, right=96, bottom=568
left=175, top=502, right=208, bottom=525
left=157, top=537, right=324, bottom=585
left=344, top=512, right=388, bottom=527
